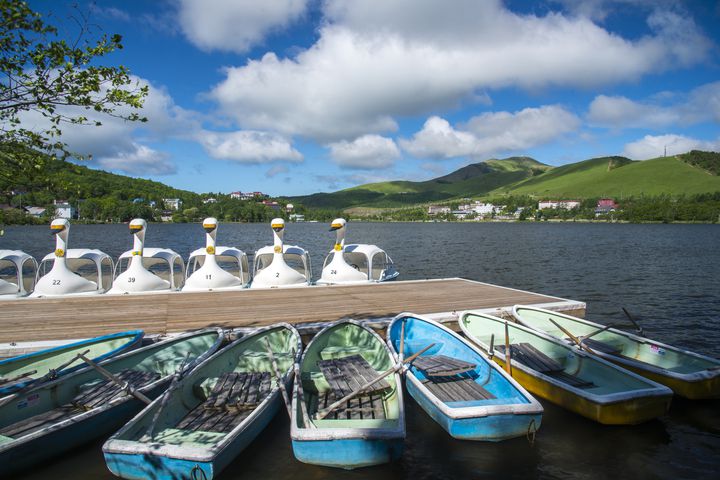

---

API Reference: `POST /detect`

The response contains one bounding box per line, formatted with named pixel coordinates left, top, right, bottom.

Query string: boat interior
left=389, top=316, right=529, bottom=407
left=0, top=331, right=220, bottom=445
left=461, top=312, right=661, bottom=396
left=513, top=307, right=720, bottom=374
left=112, top=326, right=298, bottom=449
left=297, top=322, right=401, bottom=429
left=0, top=251, right=37, bottom=296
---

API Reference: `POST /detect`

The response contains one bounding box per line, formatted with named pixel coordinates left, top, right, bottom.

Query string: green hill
left=496, top=151, right=720, bottom=198
left=294, top=157, right=550, bottom=208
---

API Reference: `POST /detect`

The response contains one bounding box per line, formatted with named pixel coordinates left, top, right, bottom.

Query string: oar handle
left=548, top=318, right=596, bottom=355
left=78, top=353, right=152, bottom=405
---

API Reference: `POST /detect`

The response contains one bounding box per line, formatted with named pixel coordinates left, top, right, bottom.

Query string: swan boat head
left=183, top=217, right=249, bottom=291
left=317, top=218, right=399, bottom=285
left=250, top=218, right=311, bottom=289
left=31, top=220, right=113, bottom=297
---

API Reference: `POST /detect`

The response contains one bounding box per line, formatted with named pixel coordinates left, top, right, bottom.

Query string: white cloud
left=588, top=81, right=720, bottom=128
left=622, top=134, right=720, bottom=160
left=208, top=0, right=710, bottom=141
left=97, top=143, right=176, bottom=175
left=327, top=135, right=400, bottom=169
left=550, top=0, right=681, bottom=21
left=175, top=0, right=310, bottom=53
left=400, top=106, right=579, bottom=160
left=198, top=130, right=303, bottom=164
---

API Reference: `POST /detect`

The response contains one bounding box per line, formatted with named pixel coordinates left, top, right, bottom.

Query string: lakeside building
left=289, top=213, right=305, bottom=222
left=538, top=200, right=581, bottom=210
left=428, top=205, right=451, bottom=215
left=202, top=197, right=217, bottom=204
left=53, top=200, right=76, bottom=219
left=25, top=206, right=46, bottom=218
left=230, top=191, right=266, bottom=200
left=595, top=198, right=620, bottom=217
left=163, top=198, right=182, bottom=211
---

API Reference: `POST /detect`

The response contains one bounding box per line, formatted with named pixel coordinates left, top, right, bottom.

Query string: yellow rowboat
left=512, top=306, right=720, bottom=400
left=459, top=311, right=673, bottom=425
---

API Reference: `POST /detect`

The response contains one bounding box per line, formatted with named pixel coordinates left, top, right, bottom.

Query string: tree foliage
left=0, top=0, right=147, bottom=158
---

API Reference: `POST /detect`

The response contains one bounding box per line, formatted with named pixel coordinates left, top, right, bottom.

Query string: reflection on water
left=3, top=222, right=720, bottom=479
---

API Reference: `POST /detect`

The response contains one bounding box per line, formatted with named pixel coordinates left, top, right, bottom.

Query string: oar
left=316, top=343, right=435, bottom=421
left=398, top=320, right=406, bottom=364
left=487, top=333, right=495, bottom=361
left=146, top=352, right=192, bottom=439
left=78, top=353, right=152, bottom=405
left=548, top=318, right=596, bottom=355
left=581, top=323, right=615, bottom=342
left=0, top=369, right=37, bottom=386
left=264, top=338, right=292, bottom=418
left=504, top=322, right=513, bottom=376
left=622, top=308, right=645, bottom=337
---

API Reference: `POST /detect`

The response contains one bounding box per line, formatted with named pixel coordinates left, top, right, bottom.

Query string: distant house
left=163, top=198, right=182, bottom=211
left=428, top=205, right=451, bottom=215
left=202, top=197, right=217, bottom=204
left=262, top=200, right=280, bottom=210
left=53, top=200, right=76, bottom=219
left=538, top=200, right=581, bottom=210
left=286, top=203, right=294, bottom=212
left=132, top=197, right=144, bottom=204
left=452, top=210, right=469, bottom=220
left=289, top=213, right=305, bottom=222
left=230, top=191, right=265, bottom=200
left=595, top=198, right=620, bottom=216
left=26, top=206, right=46, bottom=218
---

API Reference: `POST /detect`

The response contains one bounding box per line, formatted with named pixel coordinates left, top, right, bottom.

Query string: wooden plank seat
left=72, top=369, right=161, bottom=411
left=421, top=374, right=496, bottom=402
left=202, top=372, right=273, bottom=411
left=317, top=354, right=391, bottom=398
left=412, top=355, right=476, bottom=377
left=310, top=390, right=386, bottom=420
left=497, top=343, right=595, bottom=389
left=175, top=371, right=273, bottom=433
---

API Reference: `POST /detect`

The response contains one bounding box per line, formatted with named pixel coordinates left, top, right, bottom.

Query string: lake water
left=2, top=222, right=719, bottom=479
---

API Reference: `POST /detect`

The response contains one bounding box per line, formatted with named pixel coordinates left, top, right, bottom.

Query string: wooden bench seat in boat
left=309, top=390, right=387, bottom=420
left=0, top=370, right=160, bottom=439
left=421, top=374, right=496, bottom=402
left=317, top=354, right=391, bottom=398
left=176, top=372, right=273, bottom=433
left=497, top=343, right=595, bottom=389
left=412, top=355, right=476, bottom=377
left=72, top=369, right=160, bottom=411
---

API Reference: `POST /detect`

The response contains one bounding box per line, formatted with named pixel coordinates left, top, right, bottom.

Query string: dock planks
left=0, top=278, right=584, bottom=343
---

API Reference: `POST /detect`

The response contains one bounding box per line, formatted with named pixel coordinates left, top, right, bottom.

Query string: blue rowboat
left=291, top=320, right=405, bottom=469
left=0, top=328, right=224, bottom=477
left=103, top=324, right=302, bottom=480
left=0, top=330, right=144, bottom=396
left=387, top=313, right=543, bottom=441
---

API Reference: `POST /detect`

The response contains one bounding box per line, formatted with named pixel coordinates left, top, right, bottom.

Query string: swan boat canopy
left=183, top=217, right=250, bottom=292
left=250, top=218, right=311, bottom=289
left=0, top=250, right=37, bottom=298
left=31, top=219, right=114, bottom=297
left=317, top=218, right=399, bottom=285
left=109, top=219, right=184, bottom=294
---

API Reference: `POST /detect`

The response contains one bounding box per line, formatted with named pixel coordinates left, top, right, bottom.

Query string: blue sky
left=27, top=0, right=720, bottom=196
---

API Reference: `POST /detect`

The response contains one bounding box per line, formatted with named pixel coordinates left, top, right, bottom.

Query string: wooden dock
left=0, top=278, right=585, bottom=346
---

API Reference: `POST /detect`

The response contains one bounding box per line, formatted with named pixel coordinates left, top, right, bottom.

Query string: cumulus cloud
left=97, top=143, right=177, bottom=175
left=400, top=106, right=579, bottom=160
left=198, top=130, right=303, bottom=164
left=327, top=135, right=400, bottom=169
left=208, top=0, right=710, bottom=141
left=622, top=134, right=720, bottom=160
left=175, top=0, right=310, bottom=53
left=588, top=81, right=720, bottom=128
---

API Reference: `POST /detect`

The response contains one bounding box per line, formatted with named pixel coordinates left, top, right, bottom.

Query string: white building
left=163, top=198, right=182, bottom=211
left=53, top=200, right=76, bottom=219
left=26, top=206, right=46, bottom=218
left=428, top=205, right=451, bottom=215
left=538, top=200, right=581, bottom=210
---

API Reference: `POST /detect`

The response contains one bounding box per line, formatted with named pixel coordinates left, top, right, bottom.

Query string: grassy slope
left=496, top=155, right=720, bottom=198
left=295, top=157, right=549, bottom=208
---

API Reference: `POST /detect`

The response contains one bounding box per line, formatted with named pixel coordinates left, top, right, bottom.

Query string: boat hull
left=104, top=396, right=283, bottom=480
left=291, top=436, right=403, bottom=469
left=405, top=377, right=541, bottom=440
left=492, top=357, right=671, bottom=424
left=607, top=360, right=720, bottom=400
